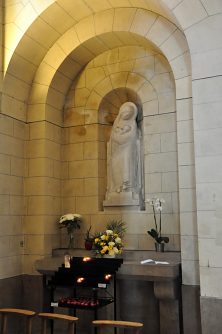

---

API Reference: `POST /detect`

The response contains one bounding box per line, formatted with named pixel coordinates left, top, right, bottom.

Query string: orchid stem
left=159, top=200, right=162, bottom=238
left=152, top=204, right=158, bottom=232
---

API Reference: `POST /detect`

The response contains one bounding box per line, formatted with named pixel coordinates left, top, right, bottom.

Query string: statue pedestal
left=103, top=191, right=141, bottom=211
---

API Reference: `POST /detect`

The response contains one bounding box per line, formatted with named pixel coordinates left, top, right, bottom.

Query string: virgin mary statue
left=103, top=102, right=143, bottom=209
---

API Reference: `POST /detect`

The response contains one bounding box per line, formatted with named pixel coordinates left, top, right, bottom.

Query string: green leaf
left=106, top=219, right=126, bottom=238
left=147, top=229, right=158, bottom=240
left=158, top=236, right=169, bottom=243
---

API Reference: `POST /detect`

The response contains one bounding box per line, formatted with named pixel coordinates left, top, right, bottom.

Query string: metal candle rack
left=48, top=256, right=123, bottom=327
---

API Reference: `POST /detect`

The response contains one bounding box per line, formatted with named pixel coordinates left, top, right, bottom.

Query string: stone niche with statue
left=103, top=101, right=145, bottom=211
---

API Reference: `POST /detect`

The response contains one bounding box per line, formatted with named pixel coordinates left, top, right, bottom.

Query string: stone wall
left=0, top=114, right=25, bottom=278
left=23, top=121, right=62, bottom=272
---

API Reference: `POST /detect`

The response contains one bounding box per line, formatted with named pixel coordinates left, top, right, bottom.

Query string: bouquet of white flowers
left=59, top=213, right=82, bottom=248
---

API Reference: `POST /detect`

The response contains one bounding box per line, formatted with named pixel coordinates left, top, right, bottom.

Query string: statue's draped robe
left=104, top=102, right=143, bottom=208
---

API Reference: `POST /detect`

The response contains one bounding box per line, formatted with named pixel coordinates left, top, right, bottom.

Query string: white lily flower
left=73, top=213, right=82, bottom=218
left=113, top=247, right=119, bottom=254
left=59, top=213, right=82, bottom=223
left=115, top=237, right=121, bottom=244
left=108, top=241, right=115, bottom=247
left=59, top=213, right=74, bottom=223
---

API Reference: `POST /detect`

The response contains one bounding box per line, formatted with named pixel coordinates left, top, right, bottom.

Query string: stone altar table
left=35, top=249, right=181, bottom=334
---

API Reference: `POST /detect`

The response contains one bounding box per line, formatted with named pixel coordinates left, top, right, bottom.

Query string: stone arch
left=3, top=1, right=180, bottom=75
left=85, top=71, right=159, bottom=122
left=98, top=87, right=143, bottom=125
left=24, top=8, right=189, bottom=125
left=1, top=8, right=189, bottom=121
left=43, top=14, right=190, bottom=124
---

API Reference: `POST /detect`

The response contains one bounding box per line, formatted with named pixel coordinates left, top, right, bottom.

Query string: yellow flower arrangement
left=94, top=229, right=123, bottom=256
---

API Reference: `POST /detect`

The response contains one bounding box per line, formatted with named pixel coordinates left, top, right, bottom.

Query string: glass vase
left=68, top=231, right=75, bottom=249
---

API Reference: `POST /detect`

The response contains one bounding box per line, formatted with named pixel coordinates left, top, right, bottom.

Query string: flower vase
left=68, top=231, right=75, bottom=249
left=85, top=240, right=93, bottom=250
left=155, top=242, right=165, bottom=252
left=103, top=254, right=116, bottom=258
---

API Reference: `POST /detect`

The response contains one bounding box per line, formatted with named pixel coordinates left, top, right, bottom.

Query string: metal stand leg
left=114, top=274, right=117, bottom=334
left=93, top=288, right=98, bottom=334
left=50, top=286, right=55, bottom=334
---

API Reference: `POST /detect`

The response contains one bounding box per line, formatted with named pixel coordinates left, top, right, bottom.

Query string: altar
left=35, top=249, right=182, bottom=334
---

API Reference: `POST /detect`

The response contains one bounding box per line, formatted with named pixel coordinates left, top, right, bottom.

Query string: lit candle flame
left=105, top=274, right=112, bottom=280
left=77, top=277, right=85, bottom=283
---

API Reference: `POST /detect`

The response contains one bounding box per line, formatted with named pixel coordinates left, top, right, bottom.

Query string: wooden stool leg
left=97, top=328, right=102, bottom=334
left=26, top=317, right=33, bottom=334
left=1, top=315, right=7, bottom=334
left=0, top=309, right=35, bottom=334
left=41, top=318, right=47, bottom=334
left=68, top=322, right=75, bottom=334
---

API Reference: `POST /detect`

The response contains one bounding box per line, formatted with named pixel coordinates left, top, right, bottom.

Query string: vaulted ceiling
left=2, top=0, right=189, bottom=122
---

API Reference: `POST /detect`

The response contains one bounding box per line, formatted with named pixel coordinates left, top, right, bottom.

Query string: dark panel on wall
left=0, top=276, right=22, bottom=308
left=200, top=296, right=222, bottom=334
left=118, top=279, right=159, bottom=334
left=182, top=285, right=201, bottom=334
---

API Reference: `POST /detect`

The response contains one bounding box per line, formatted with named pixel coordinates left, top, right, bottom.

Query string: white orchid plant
left=59, top=213, right=82, bottom=234
left=146, top=197, right=169, bottom=244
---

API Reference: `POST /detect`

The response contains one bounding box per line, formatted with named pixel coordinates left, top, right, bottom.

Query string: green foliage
left=148, top=229, right=169, bottom=244
left=106, top=219, right=126, bottom=238
left=85, top=224, right=93, bottom=241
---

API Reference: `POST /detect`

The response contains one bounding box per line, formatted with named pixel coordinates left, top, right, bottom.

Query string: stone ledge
left=35, top=248, right=181, bottom=282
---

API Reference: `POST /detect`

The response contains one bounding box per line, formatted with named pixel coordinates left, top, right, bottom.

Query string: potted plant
left=146, top=197, right=169, bottom=252
left=84, top=225, right=94, bottom=250
left=93, top=220, right=126, bottom=257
